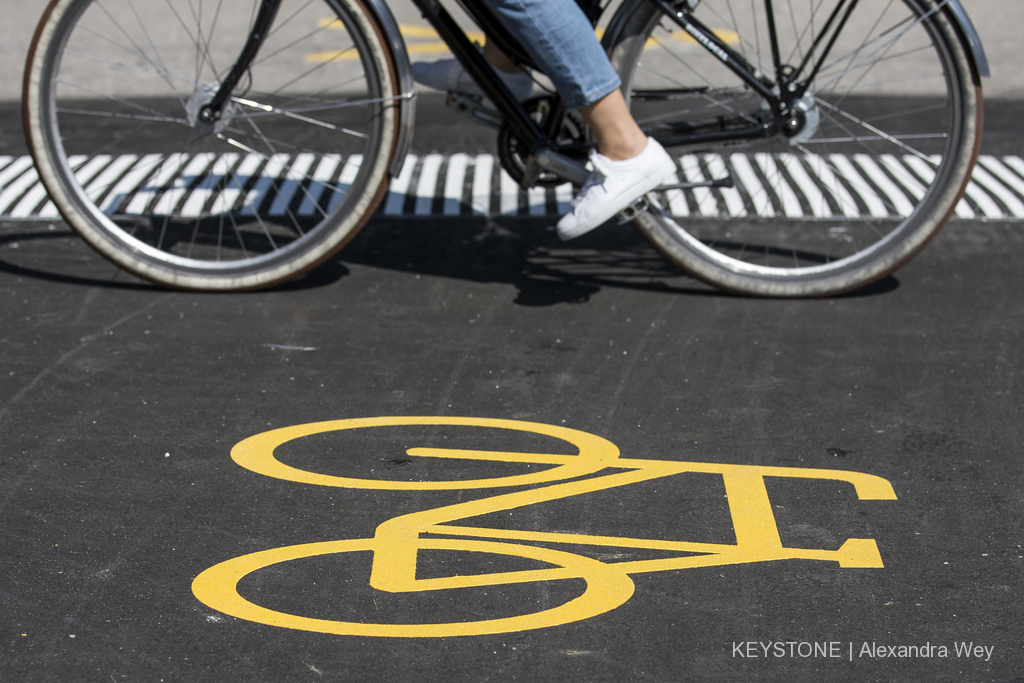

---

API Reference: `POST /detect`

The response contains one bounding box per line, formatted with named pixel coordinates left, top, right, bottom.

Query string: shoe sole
left=557, top=166, right=675, bottom=240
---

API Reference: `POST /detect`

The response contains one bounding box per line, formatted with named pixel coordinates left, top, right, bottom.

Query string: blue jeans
left=482, top=0, right=621, bottom=109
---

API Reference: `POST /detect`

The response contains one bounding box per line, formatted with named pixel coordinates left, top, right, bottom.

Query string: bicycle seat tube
left=452, top=0, right=539, bottom=72
left=452, top=0, right=594, bottom=144
left=412, top=0, right=547, bottom=150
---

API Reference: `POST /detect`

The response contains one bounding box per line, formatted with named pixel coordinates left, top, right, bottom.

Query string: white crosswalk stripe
left=3, top=153, right=1024, bottom=221
left=443, top=153, right=470, bottom=216
left=383, top=154, right=417, bottom=216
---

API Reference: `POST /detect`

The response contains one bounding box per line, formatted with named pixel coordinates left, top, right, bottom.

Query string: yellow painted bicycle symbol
left=193, top=417, right=896, bottom=637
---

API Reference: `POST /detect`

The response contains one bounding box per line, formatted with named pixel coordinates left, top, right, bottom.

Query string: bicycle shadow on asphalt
left=0, top=224, right=350, bottom=292
left=336, top=216, right=900, bottom=305
left=0, top=219, right=900, bottom=302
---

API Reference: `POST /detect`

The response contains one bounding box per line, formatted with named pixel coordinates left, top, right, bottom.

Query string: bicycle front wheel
left=24, top=0, right=402, bottom=291
left=607, top=0, right=982, bottom=296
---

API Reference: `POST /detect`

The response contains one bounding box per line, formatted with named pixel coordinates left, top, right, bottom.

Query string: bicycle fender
left=347, top=0, right=417, bottom=176
left=944, top=0, right=990, bottom=79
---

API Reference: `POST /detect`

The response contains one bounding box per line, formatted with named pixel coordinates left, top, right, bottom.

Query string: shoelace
left=570, top=153, right=613, bottom=209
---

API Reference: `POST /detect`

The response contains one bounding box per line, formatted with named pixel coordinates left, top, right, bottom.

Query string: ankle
left=598, top=134, right=648, bottom=162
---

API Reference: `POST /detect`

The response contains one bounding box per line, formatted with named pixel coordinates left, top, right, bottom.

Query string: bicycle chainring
left=497, top=96, right=588, bottom=188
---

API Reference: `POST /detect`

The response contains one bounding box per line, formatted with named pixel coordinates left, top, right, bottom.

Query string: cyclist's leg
left=482, top=0, right=676, bottom=238
left=412, top=0, right=620, bottom=106
left=411, top=41, right=536, bottom=101
left=481, top=0, right=620, bottom=111
left=579, top=90, right=647, bottom=162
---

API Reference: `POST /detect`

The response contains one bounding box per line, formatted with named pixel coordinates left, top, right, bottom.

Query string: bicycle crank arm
left=528, top=148, right=591, bottom=186
left=655, top=176, right=734, bottom=191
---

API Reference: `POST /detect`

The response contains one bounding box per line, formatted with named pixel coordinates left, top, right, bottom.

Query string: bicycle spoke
left=265, top=45, right=361, bottom=97
left=253, top=16, right=336, bottom=67
left=71, top=15, right=194, bottom=98
left=815, top=41, right=934, bottom=84
left=54, top=78, right=191, bottom=122
left=123, top=0, right=192, bottom=106
left=863, top=101, right=947, bottom=123
left=784, top=0, right=831, bottom=66
left=55, top=105, right=189, bottom=126
left=185, top=0, right=228, bottom=81
left=793, top=144, right=890, bottom=237
left=612, top=0, right=975, bottom=293
left=231, top=97, right=369, bottom=139
left=817, top=98, right=938, bottom=161
left=263, top=0, right=319, bottom=42
left=160, top=0, right=215, bottom=79
left=644, top=36, right=763, bottom=125
left=785, top=0, right=807, bottom=65
left=62, top=47, right=195, bottom=88
left=28, top=0, right=398, bottom=289
left=812, top=7, right=937, bottom=96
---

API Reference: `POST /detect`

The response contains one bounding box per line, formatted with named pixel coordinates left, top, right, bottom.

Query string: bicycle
left=191, top=416, right=897, bottom=637
left=23, top=0, right=989, bottom=296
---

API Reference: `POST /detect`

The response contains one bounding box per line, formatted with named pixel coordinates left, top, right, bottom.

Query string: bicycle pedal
left=616, top=197, right=650, bottom=224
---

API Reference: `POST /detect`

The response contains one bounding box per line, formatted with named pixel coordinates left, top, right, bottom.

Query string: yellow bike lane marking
left=193, top=416, right=896, bottom=638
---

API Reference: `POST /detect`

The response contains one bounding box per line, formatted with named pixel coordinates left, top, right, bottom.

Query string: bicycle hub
left=780, top=94, right=820, bottom=146
left=186, top=83, right=235, bottom=135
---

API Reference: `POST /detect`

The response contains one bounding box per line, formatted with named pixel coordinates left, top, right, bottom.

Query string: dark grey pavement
left=2, top=145, right=1024, bottom=681
left=2, top=0, right=1024, bottom=662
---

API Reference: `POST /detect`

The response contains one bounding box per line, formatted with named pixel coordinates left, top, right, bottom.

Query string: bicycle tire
left=24, top=0, right=402, bottom=291
left=606, top=0, right=982, bottom=297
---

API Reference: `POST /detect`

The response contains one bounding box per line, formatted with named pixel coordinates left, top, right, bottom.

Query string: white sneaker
left=556, top=138, right=676, bottom=240
left=411, top=58, right=534, bottom=102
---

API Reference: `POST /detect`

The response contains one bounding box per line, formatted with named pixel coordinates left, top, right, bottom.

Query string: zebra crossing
left=2, top=152, right=1023, bottom=222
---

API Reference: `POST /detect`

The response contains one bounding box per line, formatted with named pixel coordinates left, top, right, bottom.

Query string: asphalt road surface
left=2, top=2, right=1024, bottom=682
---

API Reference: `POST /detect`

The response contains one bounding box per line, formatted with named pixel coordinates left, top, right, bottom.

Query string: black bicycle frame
left=203, top=0, right=282, bottom=125
left=648, top=0, right=859, bottom=110
left=210, top=0, right=861, bottom=173
left=410, top=0, right=862, bottom=153
left=412, top=0, right=547, bottom=150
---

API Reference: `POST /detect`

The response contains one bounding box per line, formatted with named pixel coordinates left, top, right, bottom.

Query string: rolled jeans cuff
left=567, top=76, right=622, bottom=111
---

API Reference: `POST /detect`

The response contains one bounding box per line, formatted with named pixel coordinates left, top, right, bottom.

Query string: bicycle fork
left=195, top=0, right=283, bottom=131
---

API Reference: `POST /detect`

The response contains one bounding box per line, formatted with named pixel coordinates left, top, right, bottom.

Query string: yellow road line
left=307, top=21, right=738, bottom=63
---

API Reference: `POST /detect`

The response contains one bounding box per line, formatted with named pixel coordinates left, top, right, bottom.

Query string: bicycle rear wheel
left=24, top=0, right=402, bottom=291
left=607, top=0, right=982, bottom=296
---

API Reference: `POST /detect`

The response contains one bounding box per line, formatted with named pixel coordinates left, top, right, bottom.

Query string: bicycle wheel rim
left=26, top=0, right=398, bottom=290
left=609, top=0, right=980, bottom=296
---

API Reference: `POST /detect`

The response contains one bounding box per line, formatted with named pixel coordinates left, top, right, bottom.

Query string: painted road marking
left=3, top=154, right=1024, bottom=221
left=729, top=154, right=774, bottom=217
left=192, top=417, right=896, bottom=638
left=383, top=154, right=417, bottom=216
left=852, top=154, right=917, bottom=217
left=305, top=23, right=740, bottom=63
left=443, top=153, right=470, bottom=216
